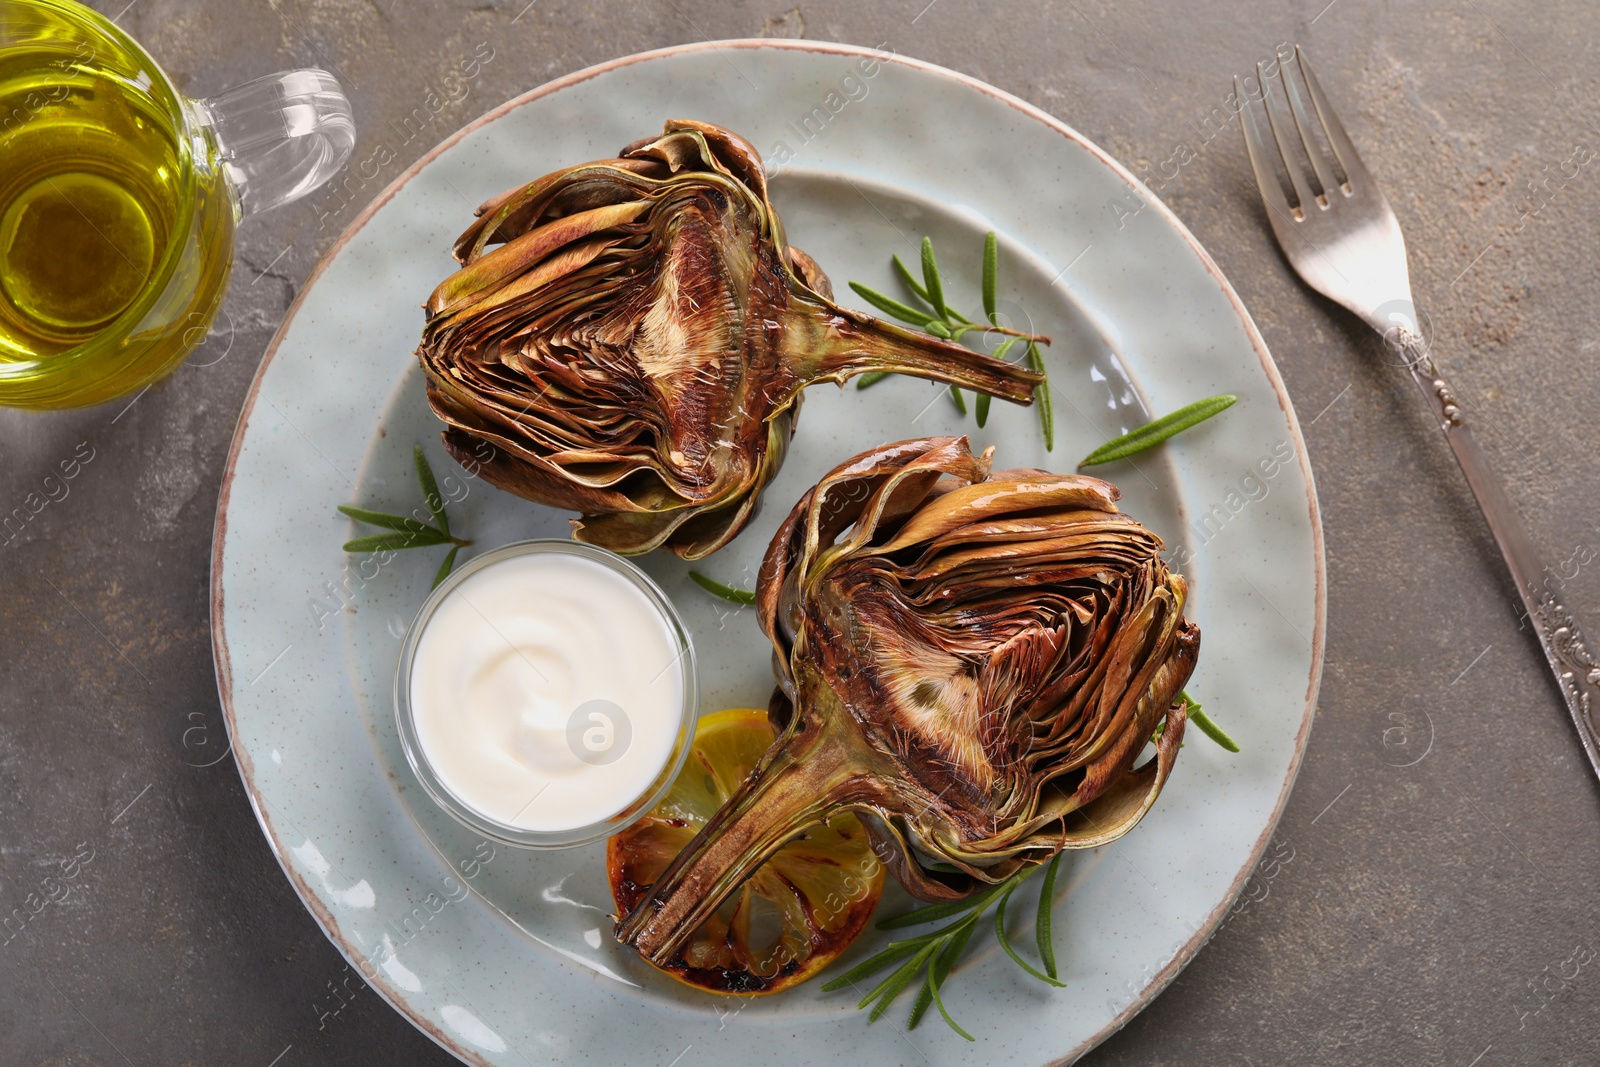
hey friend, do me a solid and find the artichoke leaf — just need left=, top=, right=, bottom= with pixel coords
left=428, top=201, right=650, bottom=317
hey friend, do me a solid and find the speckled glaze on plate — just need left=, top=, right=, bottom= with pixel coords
left=211, top=40, right=1324, bottom=1067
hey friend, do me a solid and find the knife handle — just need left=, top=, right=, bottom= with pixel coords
left=1392, top=329, right=1600, bottom=780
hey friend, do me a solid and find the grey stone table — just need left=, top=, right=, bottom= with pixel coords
left=5, top=1, right=1599, bottom=1063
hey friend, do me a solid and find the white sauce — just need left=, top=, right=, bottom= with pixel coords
left=408, top=552, right=685, bottom=833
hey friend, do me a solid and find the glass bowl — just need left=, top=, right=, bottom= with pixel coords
left=394, top=539, right=698, bottom=849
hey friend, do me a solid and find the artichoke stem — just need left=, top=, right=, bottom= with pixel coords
left=616, top=727, right=865, bottom=964
left=799, top=310, right=1044, bottom=405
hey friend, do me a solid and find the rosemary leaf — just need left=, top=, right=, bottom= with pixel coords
left=862, top=941, right=941, bottom=1016
left=414, top=445, right=449, bottom=536
left=1028, top=341, right=1054, bottom=451
left=1079, top=394, right=1238, bottom=468
left=949, top=385, right=967, bottom=414
left=1181, top=689, right=1241, bottom=752
left=906, top=972, right=935, bottom=1029
left=337, top=505, right=435, bottom=535
left=433, top=545, right=460, bottom=589
left=925, top=941, right=977, bottom=1041
left=892, top=256, right=971, bottom=324
left=879, top=914, right=992, bottom=951
left=995, top=885, right=1066, bottom=986
left=820, top=941, right=924, bottom=992
left=688, top=571, right=755, bottom=605
left=893, top=254, right=930, bottom=305
left=921, top=237, right=947, bottom=321
left=855, top=370, right=892, bottom=390
left=907, top=915, right=978, bottom=1029
left=982, top=231, right=999, bottom=324
left=878, top=878, right=1014, bottom=930
left=848, top=281, right=934, bottom=327
left=975, top=334, right=1022, bottom=429
left=343, top=530, right=447, bottom=553
left=926, top=320, right=953, bottom=339
left=1036, top=852, right=1062, bottom=979
left=991, top=336, right=1021, bottom=362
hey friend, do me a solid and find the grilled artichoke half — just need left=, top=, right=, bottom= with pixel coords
left=618, top=436, right=1200, bottom=964
left=418, top=120, right=1043, bottom=560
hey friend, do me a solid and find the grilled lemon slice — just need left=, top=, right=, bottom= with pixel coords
left=608, top=707, right=884, bottom=995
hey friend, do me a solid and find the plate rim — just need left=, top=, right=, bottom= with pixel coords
left=210, top=37, right=1327, bottom=1067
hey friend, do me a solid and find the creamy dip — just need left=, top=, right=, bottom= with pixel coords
left=408, top=549, right=686, bottom=833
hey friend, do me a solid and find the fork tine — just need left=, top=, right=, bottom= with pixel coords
left=1294, top=45, right=1372, bottom=189
left=1278, top=51, right=1343, bottom=198
left=1236, top=75, right=1294, bottom=223
left=1257, top=61, right=1317, bottom=214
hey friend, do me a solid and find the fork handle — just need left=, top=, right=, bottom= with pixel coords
left=1394, top=330, right=1600, bottom=780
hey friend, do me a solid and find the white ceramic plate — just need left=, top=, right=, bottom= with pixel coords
left=212, top=40, right=1324, bottom=1067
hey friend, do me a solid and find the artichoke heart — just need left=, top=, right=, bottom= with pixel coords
left=617, top=436, right=1199, bottom=965
left=418, top=120, right=1043, bottom=559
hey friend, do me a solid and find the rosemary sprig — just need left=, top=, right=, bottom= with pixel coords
left=687, top=570, right=756, bottom=605
left=1078, top=395, right=1237, bottom=468
left=850, top=232, right=1054, bottom=449
left=822, top=852, right=1065, bottom=1038
left=338, top=446, right=471, bottom=588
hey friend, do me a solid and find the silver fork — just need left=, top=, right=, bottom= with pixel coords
left=1239, top=46, right=1600, bottom=784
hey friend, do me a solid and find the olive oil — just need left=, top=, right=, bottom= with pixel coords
left=0, top=4, right=234, bottom=407
left=0, top=113, right=172, bottom=354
